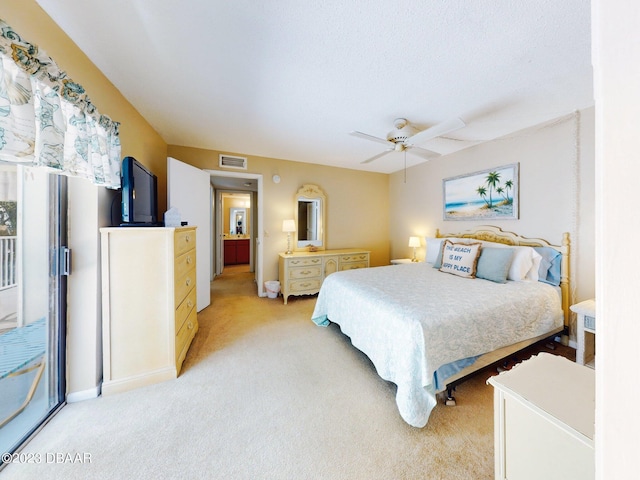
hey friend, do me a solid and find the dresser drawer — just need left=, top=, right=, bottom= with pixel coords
left=287, top=257, right=322, bottom=267
left=175, top=270, right=196, bottom=305
left=175, top=307, right=197, bottom=363
left=175, top=249, right=196, bottom=280
left=289, top=278, right=322, bottom=293
left=340, top=261, right=368, bottom=271
left=339, top=253, right=368, bottom=263
left=175, top=228, right=196, bottom=257
left=175, top=287, right=197, bottom=332
left=288, top=266, right=322, bottom=280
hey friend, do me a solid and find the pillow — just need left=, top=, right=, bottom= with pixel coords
left=438, top=240, right=482, bottom=278
left=475, top=240, right=540, bottom=281
left=432, top=237, right=469, bottom=268
left=424, top=237, right=443, bottom=264
left=525, top=250, right=543, bottom=281
left=533, top=246, right=562, bottom=286
left=475, top=247, right=516, bottom=283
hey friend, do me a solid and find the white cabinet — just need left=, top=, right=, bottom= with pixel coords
left=570, top=299, right=596, bottom=368
left=100, top=226, right=198, bottom=395
left=487, top=353, right=595, bottom=480
left=278, top=249, right=369, bottom=304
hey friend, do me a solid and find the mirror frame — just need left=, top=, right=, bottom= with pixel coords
left=294, top=184, right=326, bottom=251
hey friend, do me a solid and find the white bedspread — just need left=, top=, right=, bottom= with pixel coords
left=311, top=263, right=563, bottom=427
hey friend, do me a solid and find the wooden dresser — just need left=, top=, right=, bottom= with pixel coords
left=100, top=226, right=198, bottom=395
left=278, top=249, right=369, bottom=304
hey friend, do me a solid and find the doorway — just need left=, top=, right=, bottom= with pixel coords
left=0, top=166, right=67, bottom=463
left=207, top=171, right=263, bottom=296
left=222, top=192, right=252, bottom=274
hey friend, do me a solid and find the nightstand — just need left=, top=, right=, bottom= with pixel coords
left=570, top=299, right=596, bottom=368
left=390, top=258, right=421, bottom=265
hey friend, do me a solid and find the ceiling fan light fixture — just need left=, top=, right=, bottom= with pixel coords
left=387, top=118, right=417, bottom=144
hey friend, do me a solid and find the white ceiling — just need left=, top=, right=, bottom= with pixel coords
left=36, top=0, right=593, bottom=174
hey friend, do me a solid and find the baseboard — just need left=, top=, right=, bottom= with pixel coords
left=101, top=366, right=177, bottom=396
left=66, top=385, right=100, bottom=403
left=554, top=335, right=578, bottom=350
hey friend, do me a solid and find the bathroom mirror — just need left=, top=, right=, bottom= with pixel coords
left=229, top=207, right=246, bottom=235
left=295, top=184, right=325, bottom=250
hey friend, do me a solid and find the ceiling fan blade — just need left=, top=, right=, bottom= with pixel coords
left=350, top=131, right=394, bottom=147
left=404, top=117, right=466, bottom=146
left=360, top=148, right=394, bottom=164
left=408, top=145, right=441, bottom=159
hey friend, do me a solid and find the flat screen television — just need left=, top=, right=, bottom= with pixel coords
left=120, top=156, right=159, bottom=226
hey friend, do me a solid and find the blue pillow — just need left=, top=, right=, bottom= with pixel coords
left=533, top=246, right=562, bottom=286
left=475, top=247, right=516, bottom=283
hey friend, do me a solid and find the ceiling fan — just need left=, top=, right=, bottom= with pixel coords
left=350, top=117, right=466, bottom=164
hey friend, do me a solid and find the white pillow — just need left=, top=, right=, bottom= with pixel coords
left=424, top=237, right=443, bottom=264
left=525, top=249, right=543, bottom=281
left=438, top=240, right=482, bottom=278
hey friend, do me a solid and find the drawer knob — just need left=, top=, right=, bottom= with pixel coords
left=185, top=235, right=191, bottom=242
left=186, top=255, right=192, bottom=264
left=187, top=300, right=193, bottom=309
left=185, top=278, right=192, bottom=286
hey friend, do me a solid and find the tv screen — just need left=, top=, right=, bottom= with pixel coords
left=121, top=156, right=159, bottom=225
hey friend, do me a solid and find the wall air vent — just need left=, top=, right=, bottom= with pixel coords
left=219, top=154, right=247, bottom=170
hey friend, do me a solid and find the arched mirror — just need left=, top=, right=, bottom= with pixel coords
left=295, top=184, right=325, bottom=251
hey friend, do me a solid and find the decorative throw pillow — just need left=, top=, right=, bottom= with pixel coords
left=432, top=237, right=468, bottom=268
left=476, top=247, right=516, bottom=283
left=438, top=240, right=482, bottom=278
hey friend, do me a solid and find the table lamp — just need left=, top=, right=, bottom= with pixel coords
left=282, top=219, right=296, bottom=254
left=409, top=236, right=420, bottom=262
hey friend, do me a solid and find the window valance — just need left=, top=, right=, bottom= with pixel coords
left=0, top=18, right=121, bottom=188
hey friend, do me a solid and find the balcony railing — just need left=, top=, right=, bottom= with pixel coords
left=0, top=236, right=17, bottom=291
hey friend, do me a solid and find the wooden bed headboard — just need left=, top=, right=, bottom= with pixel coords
left=435, top=225, right=571, bottom=329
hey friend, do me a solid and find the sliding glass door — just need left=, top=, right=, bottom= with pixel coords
left=0, top=165, right=66, bottom=461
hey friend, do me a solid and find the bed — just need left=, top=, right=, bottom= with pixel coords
left=311, top=226, right=570, bottom=427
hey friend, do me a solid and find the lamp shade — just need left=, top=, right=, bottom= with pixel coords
left=408, top=236, right=421, bottom=248
left=282, top=219, right=296, bottom=233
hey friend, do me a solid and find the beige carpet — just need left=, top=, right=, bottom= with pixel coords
left=3, top=266, right=567, bottom=479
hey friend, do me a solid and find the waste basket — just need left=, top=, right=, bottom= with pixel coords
left=265, top=280, right=280, bottom=299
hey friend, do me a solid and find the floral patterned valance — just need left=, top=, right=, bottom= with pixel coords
left=0, top=18, right=121, bottom=188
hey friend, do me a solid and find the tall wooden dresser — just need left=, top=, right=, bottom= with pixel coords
left=278, top=249, right=369, bottom=304
left=100, top=226, right=198, bottom=395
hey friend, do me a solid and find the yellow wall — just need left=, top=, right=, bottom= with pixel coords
left=168, top=146, right=391, bottom=282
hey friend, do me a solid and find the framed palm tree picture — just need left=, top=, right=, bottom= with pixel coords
left=443, top=163, right=519, bottom=221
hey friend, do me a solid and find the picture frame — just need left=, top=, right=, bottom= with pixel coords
left=443, top=163, right=519, bottom=221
